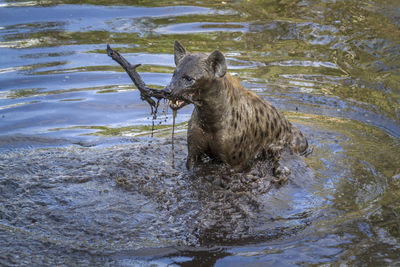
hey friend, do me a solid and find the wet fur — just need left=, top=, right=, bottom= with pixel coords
left=165, top=41, right=309, bottom=181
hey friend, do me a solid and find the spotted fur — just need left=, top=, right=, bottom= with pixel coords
left=165, top=41, right=309, bottom=182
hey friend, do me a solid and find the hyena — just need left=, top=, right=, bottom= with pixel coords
left=165, top=41, right=309, bottom=183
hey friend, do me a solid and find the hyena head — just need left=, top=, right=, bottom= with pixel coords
left=164, top=41, right=227, bottom=109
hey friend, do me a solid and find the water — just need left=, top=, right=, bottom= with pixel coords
left=1, top=0, right=400, bottom=266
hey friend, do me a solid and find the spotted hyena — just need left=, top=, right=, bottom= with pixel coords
left=165, top=41, right=310, bottom=183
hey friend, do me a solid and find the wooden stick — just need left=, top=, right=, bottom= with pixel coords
left=106, top=44, right=172, bottom=110
left=107, top=44, right=182, bottom=144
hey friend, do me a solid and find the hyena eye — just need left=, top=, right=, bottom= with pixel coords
left=184, top=76, right=194, bottom=82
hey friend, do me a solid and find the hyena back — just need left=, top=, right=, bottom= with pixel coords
left=165, top=41, right=309, bottom=182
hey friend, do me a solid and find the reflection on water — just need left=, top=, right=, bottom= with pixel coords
left=0, top=0, right=399, bottom=265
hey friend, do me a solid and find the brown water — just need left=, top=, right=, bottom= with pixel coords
left=0, top=0, right=399, bottom=266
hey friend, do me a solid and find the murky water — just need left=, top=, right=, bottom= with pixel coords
left=1, top=0, right=399, bottom=266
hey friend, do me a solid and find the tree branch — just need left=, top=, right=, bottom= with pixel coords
left=106, top=44, right=171, bottom=110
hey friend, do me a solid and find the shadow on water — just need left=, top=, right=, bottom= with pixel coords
left=0, top=0, right=400, bottom=266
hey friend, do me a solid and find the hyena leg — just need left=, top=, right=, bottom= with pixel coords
left=268, top=144, right=291, bottom=184
left=186, top=142, right=206, bottom=169
left=186, top=119, right=209, bottom=169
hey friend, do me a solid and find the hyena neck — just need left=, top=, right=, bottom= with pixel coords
left=195, top=73, right=237, bottom=131
left=195, top=77, right=231, bottom=131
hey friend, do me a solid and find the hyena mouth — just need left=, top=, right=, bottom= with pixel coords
left=169, top=99, right=187, bottom=110
left=169, top=93, right=199, bottom=110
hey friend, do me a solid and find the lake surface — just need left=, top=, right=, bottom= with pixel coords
left=1, top=0, right=400, bottom=266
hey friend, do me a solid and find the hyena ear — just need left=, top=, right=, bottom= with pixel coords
left=207, top=50, right=227, bottom=78
left=174, top=40, right=187, bottom=66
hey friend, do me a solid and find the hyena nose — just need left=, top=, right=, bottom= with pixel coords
left=163, top=84, right=172, bottom=94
